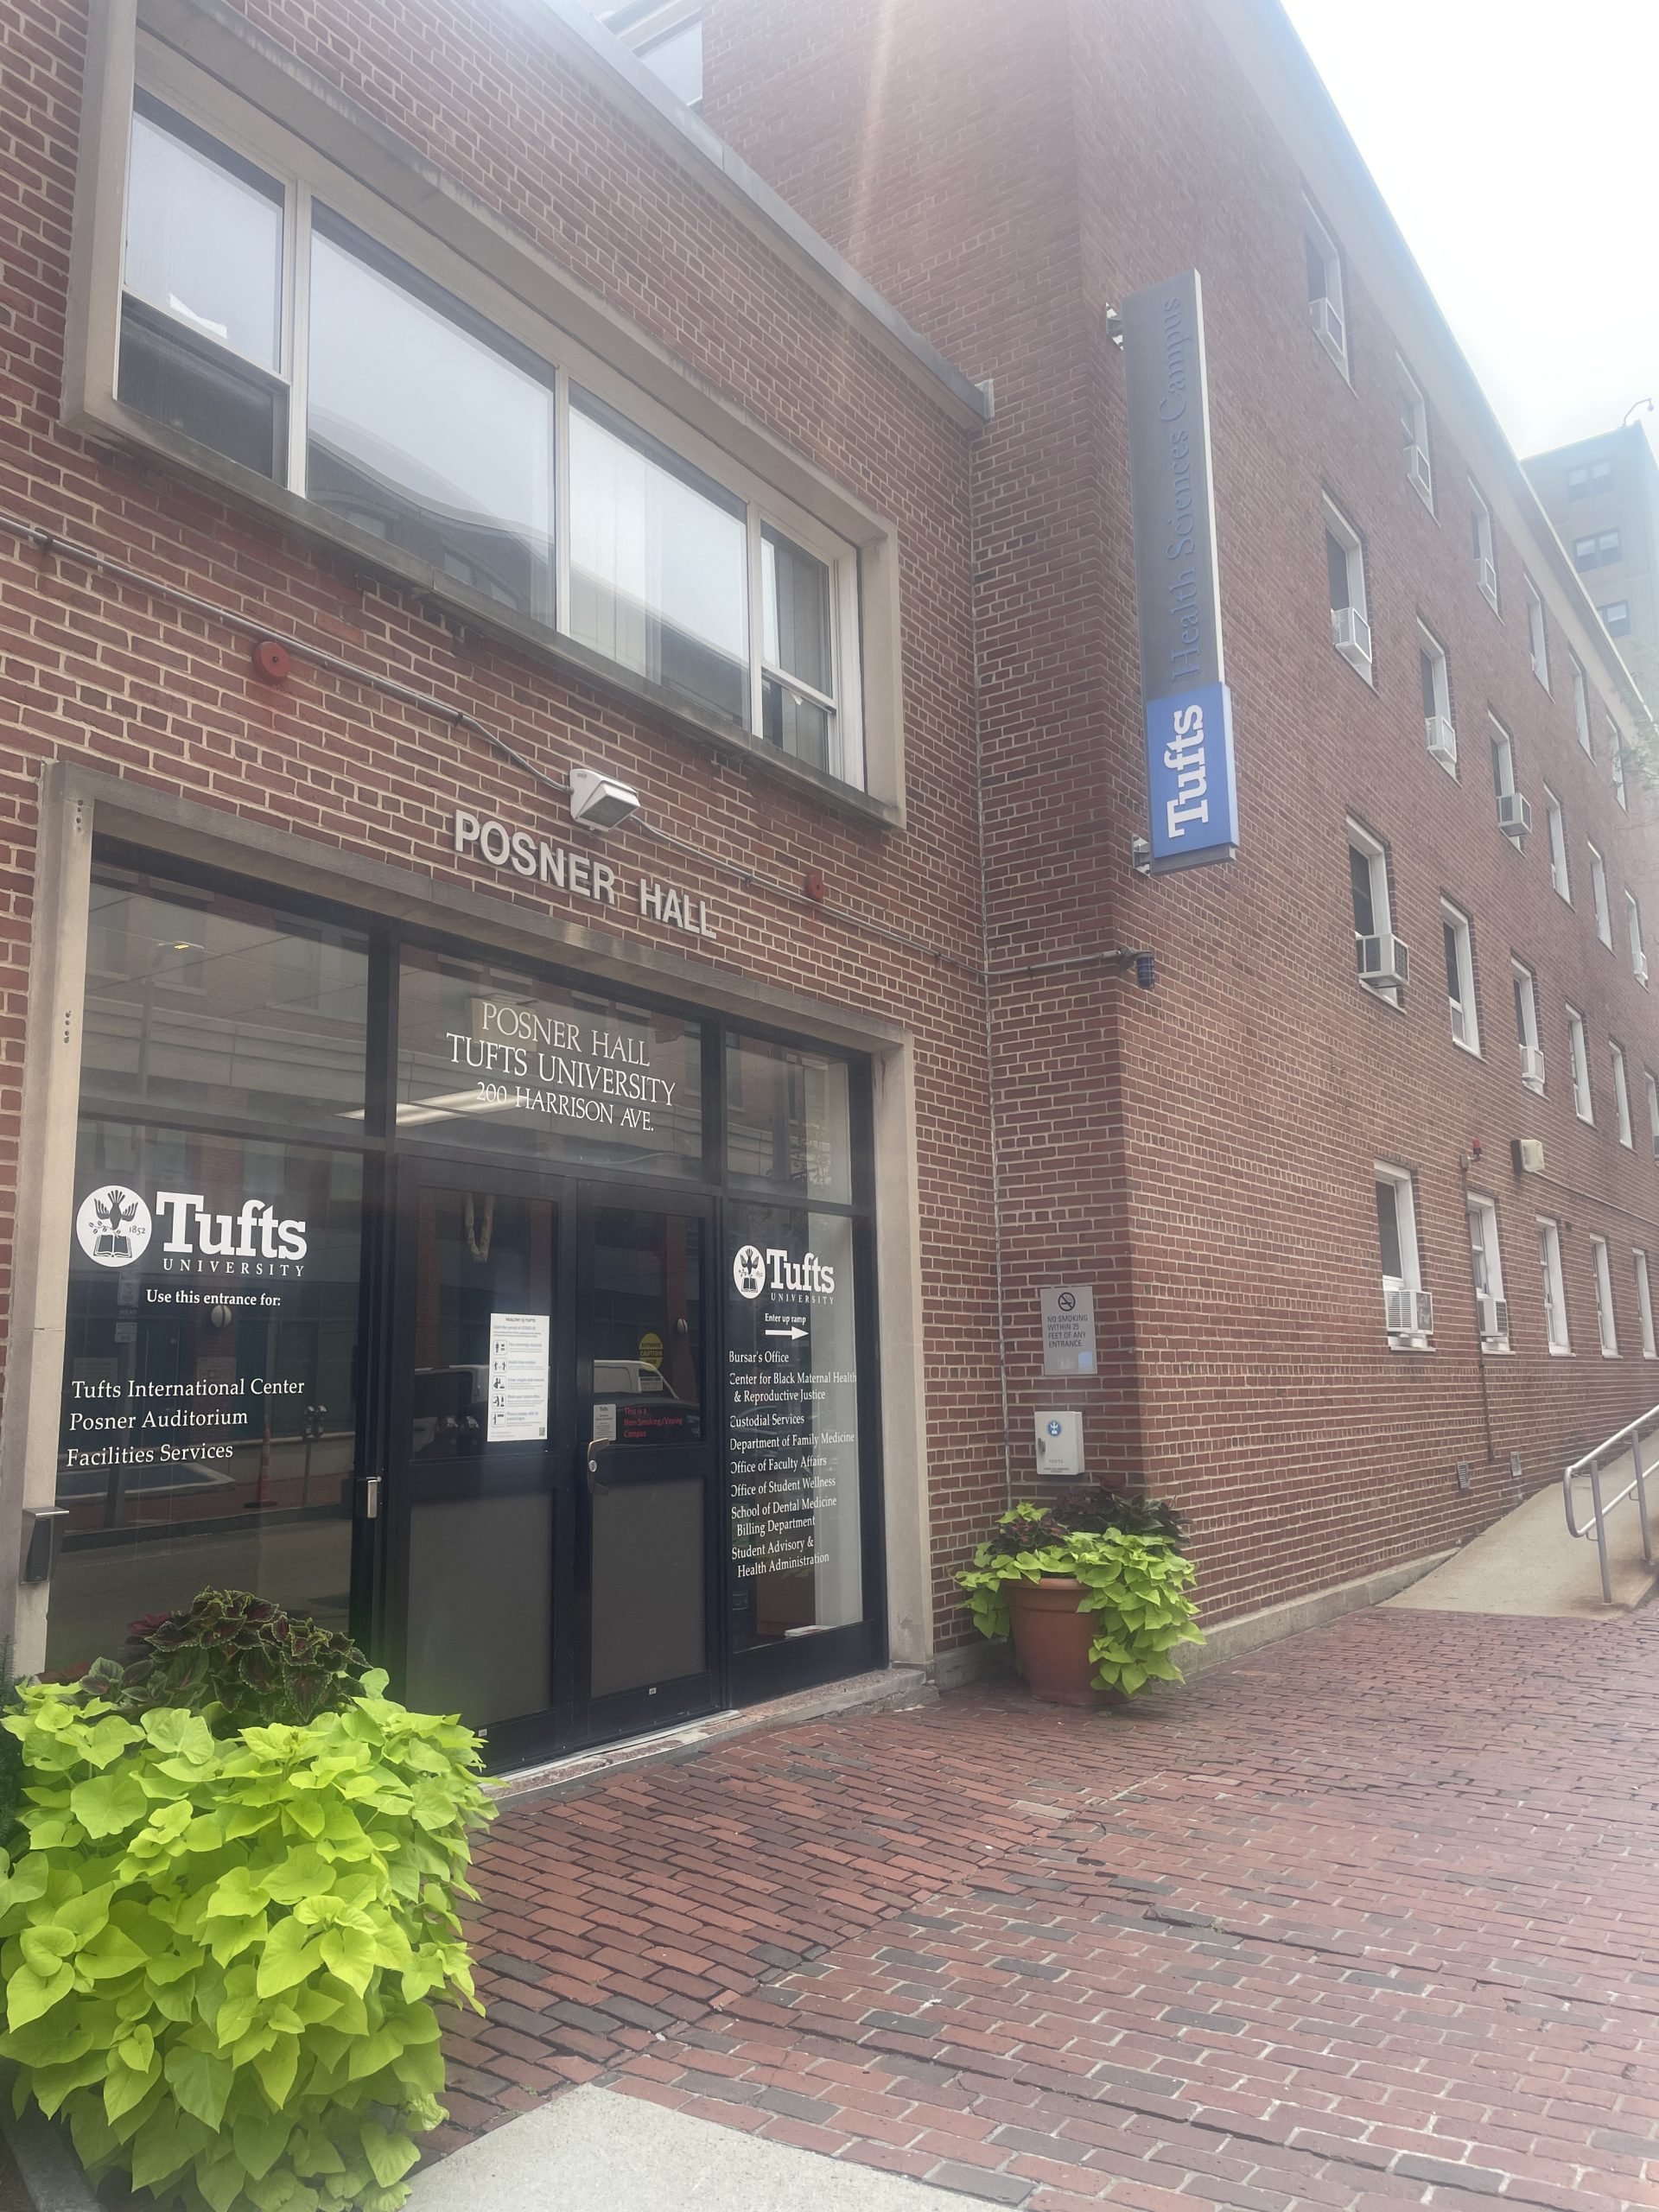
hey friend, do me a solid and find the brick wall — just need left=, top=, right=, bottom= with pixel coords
left=0, top=0, right=1007, bottom=1646
left=705, top=0, right=1659, bottom=1629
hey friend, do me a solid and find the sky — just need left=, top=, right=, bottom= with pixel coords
left=1280, top=0, right=1659, bottom=467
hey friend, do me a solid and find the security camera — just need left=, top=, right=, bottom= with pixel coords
left=569, top=766, right=641, bottom=831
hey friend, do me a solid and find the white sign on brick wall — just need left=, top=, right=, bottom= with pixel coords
left=1039, top=1284, right=1096, bottom=1376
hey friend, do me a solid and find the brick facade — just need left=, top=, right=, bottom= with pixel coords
left=0, top=0, right=1652, bottom=1694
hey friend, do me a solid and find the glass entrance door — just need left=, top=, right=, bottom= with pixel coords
left=388, top=1160, right=715, bottom=1769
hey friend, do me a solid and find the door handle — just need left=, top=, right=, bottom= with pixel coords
left=360, top=1475, right=382, bottom=1520
left=585, top=1439, right=611, bottom=1491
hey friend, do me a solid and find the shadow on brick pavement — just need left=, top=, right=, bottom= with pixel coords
left=437, top=1607, right=1659, bottom=2211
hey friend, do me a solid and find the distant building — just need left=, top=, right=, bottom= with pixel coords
left=1526, top=424, right=1659, bottom=724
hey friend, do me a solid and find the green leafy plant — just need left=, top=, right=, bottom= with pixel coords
left=0, top=1669, right=492, bottom=2212
left=79, top=1588, right=367, bottom=1733
left=958, top=1498, right=1203, bottom=1695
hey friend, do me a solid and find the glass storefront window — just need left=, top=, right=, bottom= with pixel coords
left=81, top=865, right=369, bottom=1130
left=726, top=1034, right=851, bottom=1202
left=397, top=948, right=702, bottom=1175
left=725, top=1205, right=861, bottom=1651
left=49, top=1121, right=361, bottom=1675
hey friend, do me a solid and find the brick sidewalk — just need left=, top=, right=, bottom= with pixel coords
left=439, top=1608, right=1659, bottom=2209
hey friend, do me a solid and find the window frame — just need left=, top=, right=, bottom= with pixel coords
left=1346, top=818, right=1402, bottom=1004
left=1570, top=658, right=1592, bottom=754
left=1611, top=1041, right=1635, bottom=1148
left=1325, top=499, right=1371, bottom=680
left=1600, top=600, right=1632, bottom=638
left=1375, top=1163, right=1430, bottom=1347
left=1611, top=723, right=1629, bottom=811
left=1419, top=623, right=1455, bottom=772
left=1647, top=1068, right=1659, bottom=1163
left=1538, top=1216, right=1570, bottom=1354
left=1512, top=958, right=1543, bottom=1093
left=1522, top=575, right=1549, bottom=689
left=1397, top=356, right=1433, bottom=509
left=65, top=31, right=901, bottom=819
left=1589, top=842, right=1612, bottom=947
left=1440, top=899, right=1480, bottom=1056
left=1542, top=787, right=1570, bottom=903
left=1627, top=890, right=1648, bottom=984
left=1469, top=482, right=1499, bottom=609
left=1466, top=1194, right=1509, bottom=1352
left=1567, top=1003, right=1594, bottom=1123
left=1637, top=1249, right=1657, bottom=1359
left=1592, top=1235, right=1618, bottom=1357
left=1303, top=196, right=1350, bottom=377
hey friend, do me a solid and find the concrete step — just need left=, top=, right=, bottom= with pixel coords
left=1386, top=1481, right=1659, bottom=1619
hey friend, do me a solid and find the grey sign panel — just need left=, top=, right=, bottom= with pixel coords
left=1039, top=1284, right=1096, bottom=1376
left=1121, top=270, right=1224, bottom=699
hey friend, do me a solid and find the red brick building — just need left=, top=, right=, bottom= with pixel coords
left=0, top=0, right=1649, bottom=1766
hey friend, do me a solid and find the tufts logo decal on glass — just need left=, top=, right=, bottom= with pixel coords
left=75, top=1185, right=153, bottom=1268
left=733, top=1244, right=767, bottom=1300
left=732, top=1243, right=837, bottom=1300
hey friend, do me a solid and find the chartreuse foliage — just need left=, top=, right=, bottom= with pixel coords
left=957, top=1501, right=1203, bottom=1695
left=0, top=1671, right=492, bottom=2212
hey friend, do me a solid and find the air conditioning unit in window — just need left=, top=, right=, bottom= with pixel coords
left=1519, top=1044, right=1546, bottom=1092
left=1308, top=294, right=1344, bottom=356
left=1425, top=715, right=1458, bottom=768
left=1637, top=950, right=1650, bottom=987
left=1331, top=605, right=1372, bottom=672
left=1406, top=444, right=1433, bottom=499
left=1450, top=1000, right=1471, bottom=1046
left=1497, top=791, right=1533, bottom=840
left=1477, top=556, right=1498, bottom=602
left=1478, top=1294, right=1510, bottom=1346
left=1386, top=1287, right=1433, bottom=1336
left=1356, top=932, right=1409, bottom=988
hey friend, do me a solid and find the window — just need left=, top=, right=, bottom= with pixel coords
left=1376, top=1166, right=1430, bottom=1343
left=1567, top=1004, right=1593, bottom=1122
left=1513, top=961, right=1543, bottom=1092
left=1325, top=501, right=1370, bottom=677
left=1601, top=601, right=1632, bottom=638
left=1470, top=484, right=1498, bottom=607
left=1420, top=626, right=1455, bottom=770
left=1647, top=1069, right=1659, bottom=1162
left=1571, top=658, right=1592, bottom=753
left=1347, top=820, right=1401, bottom=998
left=105, top=82, right=871, bottom=792
left=1568, top=458, right=1612, bottom=499
left=1592, top=1236, right=1618, bottom=1357
left=613, top=3, right=704, bottom=106
left=1490, top=716, right=1528, bottom=840
left=1304, top=199, right=1349, bottom=374
left=119, top=94, right=287, bottom=477
left=1543, top=788, right=1570, bottom=902
left=1398, top=358, right=1432, bottom=506
left=1637, top=1251, right=1657, bottom=1359
left=1573, top=530, right=1622, bottom=570
left=1590, top=842, right=1612, bottom=945
left=1611, top=1042, right=1634, bottom=1147
left=1611, top=724, right=1628, bottom=810
left=1442, top=901, right=1479, bottom=1052
left=1627, top=891, right=1648, bottom=983
left=1538, top=1217, right=1570, bottom=1352
left=1467, top=1196, right=1509, bottom=1350
left=1523, top=575, right=1549, bottom=688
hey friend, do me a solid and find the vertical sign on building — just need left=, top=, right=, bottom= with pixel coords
left=1122, top=270, right=1238, bottom=873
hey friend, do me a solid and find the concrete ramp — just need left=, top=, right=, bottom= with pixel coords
left=1387, top=1481, right=1659, bottom=1618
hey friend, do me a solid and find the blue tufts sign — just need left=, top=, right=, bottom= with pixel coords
left=1122, top=270, right=1238, bottom=873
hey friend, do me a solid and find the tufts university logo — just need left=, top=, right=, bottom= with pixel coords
left=76, top=1185, right=153, bottom=1268
left=732, top=1244, right=767, bottom=1300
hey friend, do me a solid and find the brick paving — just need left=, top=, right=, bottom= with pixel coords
left=439, top=1608, right=1659, bottom=2208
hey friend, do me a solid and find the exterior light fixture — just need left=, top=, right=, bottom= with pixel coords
left=569, top=767, right=641, bottom=831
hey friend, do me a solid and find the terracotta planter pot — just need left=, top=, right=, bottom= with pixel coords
left=1006, top=1576, right=1099, bottom=1706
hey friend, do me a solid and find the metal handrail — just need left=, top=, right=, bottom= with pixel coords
left=1562, top=1401, right=1659, bottom=1603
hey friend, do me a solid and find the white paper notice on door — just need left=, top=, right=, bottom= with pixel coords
left=486, top=1312, right=550, bottom=1442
